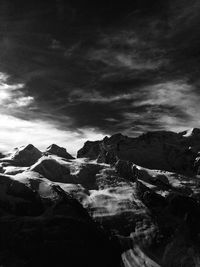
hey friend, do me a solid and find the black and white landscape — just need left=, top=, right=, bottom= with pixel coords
left=0, top=0, right=200, bottom=266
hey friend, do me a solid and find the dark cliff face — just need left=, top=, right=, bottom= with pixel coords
left=77, top=140, right=101, bottom=159
left=45, top=144, right=74, bottom=159
left=77, top=129, right=200, bottom=175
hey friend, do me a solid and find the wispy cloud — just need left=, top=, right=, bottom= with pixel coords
left=87, top=29, right=167, bottom=73
left=125, top=80, right=200, bottom=133
left=0, top=72, right=34, bottom=111
left=88, top=46, right=163, bottom=71
left=133, top=81, right=194, bottom=107
left=68, top=89, right=134, bottom=103
left=7, top=96, right=34, bottom=108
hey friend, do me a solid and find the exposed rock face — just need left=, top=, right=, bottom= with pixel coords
left=9, top=144, right=42, bottom=166
left=115, top=159, right=137, bottom=181
left=77, top=129, right=200, bottom=175
left=76, top=136, right=200, bottom=266
left=73, top=163, right=103, bottom=189
left=30, top=157, right=73, bottom=183
left=45, top=144, right=74, bottom=159
left=77, top=140, right=101, bottom=159
left=29, top=157, right=103, bottom=189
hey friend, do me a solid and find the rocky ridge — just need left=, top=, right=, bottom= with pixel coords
left=0, top=130, right=200, bottom=266
left=77, top=128, right=200, bottom=175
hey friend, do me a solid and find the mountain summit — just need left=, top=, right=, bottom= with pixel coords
left=0, top=130, right=200, bottom=266
left=78, top=129, right=200, bottom=175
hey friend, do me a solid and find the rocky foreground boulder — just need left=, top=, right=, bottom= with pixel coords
left=77, top=128, right=200, bottom=175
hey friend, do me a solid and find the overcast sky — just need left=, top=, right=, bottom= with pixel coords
left=0, top=0, right=200, bottom=154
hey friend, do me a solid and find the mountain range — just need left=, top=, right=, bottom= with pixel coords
left=0, top=129, right=200, bottom=266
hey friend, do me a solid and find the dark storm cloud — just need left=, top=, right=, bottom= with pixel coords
left=0, top=0, right=200, bottom=151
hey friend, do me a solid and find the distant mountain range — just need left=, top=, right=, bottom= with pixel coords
left=0, top=128, right=200, bottom=266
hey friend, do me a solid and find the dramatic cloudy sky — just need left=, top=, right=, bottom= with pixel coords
left=0, top=0, right=200, bottom=154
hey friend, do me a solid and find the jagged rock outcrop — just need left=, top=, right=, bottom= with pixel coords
left=115, top=160, right=171, bottom=187
left=73, top=163, right=102, bottom=189
left=9, top=144, right=42, bottom=167
left=45, top=144, right=74, bottom=159
left=77, top=140, right=101, bottom=159
left=87, top=165, right=154, bottom=238
left=115, top=159, right=137, bottom=181
left=77, top=129, right=200, bottom=175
